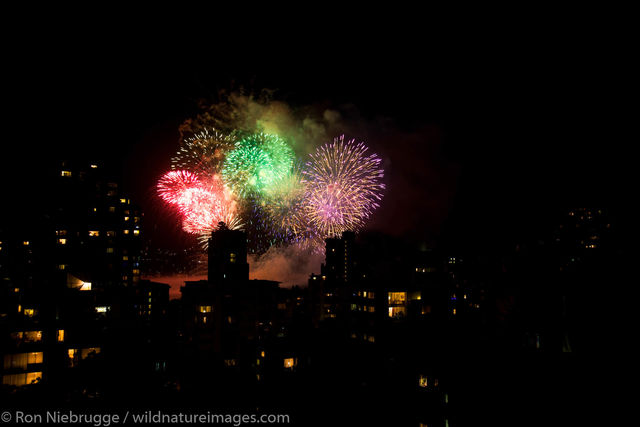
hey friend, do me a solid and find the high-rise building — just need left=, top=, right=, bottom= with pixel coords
left=0, top=160, right=145, bottom=388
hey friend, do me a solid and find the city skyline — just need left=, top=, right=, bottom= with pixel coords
left=1, top=37, right=630, bottom=426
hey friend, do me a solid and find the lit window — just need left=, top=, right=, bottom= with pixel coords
left=419, top=375, right=428, bottom=388
left=88, top=230, right=100, bottom=237
left=132, top=269, right=140, bottom=275
left=120, top=198, right=127, bottom=204
left=79, top=282, right=91, bottom=291
left=56, top=230, right=67, bottom=236
left=106, top=231, right=116, bottom=237
left=109, top=206, right=116, bottom=213
left=57, top=238, right=67, bottom=245
left=57, top=330, right=65, bottom=342
left=134, top=217, right=140, bottom=223
left=367, top=306, right=375, bottom=313
left=230, top=253, right=236, bottom=263
left=23, top=241, right=30, bottom=246
left=388, top=306, right=406, bottom=318
left=23, top=308, right=35, bottom=317
left=133, top=229, right=140, bottom=236
left=224, top=359, right=237, bottom=367
left=80, top=348, right=101, bottom=359
left=452, top=308, right=457, bottom=315
left=283, top=357, right=297, bottom=369
left=123, top=230, right=130, bottom=235
left=124, top=216, right=130, bottom=221
left=95, top=306, right=109, bottom=313
left=27, top=352, right=43, bottom=364
left=106, top=247, right=114, bottom=254
left=260, top=351, right=265, bottom=358
left=14, top=287, right=19, bottom=293
left=198, top=305, right=213, bottom=313
left=90, top=164, right=98, bottom=169
left=388, top=292, right=407, bottom=305
left=61, top=170, right=72, bottom=177
left=122, top=256, right=129, bottom=261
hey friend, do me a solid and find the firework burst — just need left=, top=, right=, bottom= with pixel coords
left=222, top=132, right=295, bottom=198
left=302, top=135, right=385, bottom=239
left=157, top=171, right=241, bottom=247
left=263, top=163, right=308, bottom=240
left=171, top=128, right=235, bottom=176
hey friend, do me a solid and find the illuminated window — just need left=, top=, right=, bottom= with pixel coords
left=122, top=255, right=129, bottom=261
left=108, top=206, right=116, bottom=213
left=409, top=291, right=422, bottom=301
left=88, top=230, right=100, bottom=237
left=57, top=330, right=65, bottom=342
left=56, top=230, right=67, bottom=236
left=2, top=372, right=42, bottom=386
left=224, top=359, right=237, bottom=367
left=80, top=348, right=101, bottom=359
left=388, top=292, right=407, bottom=305
left=106, top=247, right=114, bottom=254
left=90, top=164, right=98, bottom=169
left=452, top=308, right=457, bottom=315
left=61, top=170, right=72, bottom=177
left=57, top=238, right=67, bottom=245
left=14, top=287, right=19, bottom=293
left=27, top=352, right=43, bottom=364
left=120, top=198, right=127, bottom=203
left=133, top=229, right=140, bottom=236
left=260, top=351, right=265, bottom=358
left=23, top=241, right=30, bottom=246
left=95, top=306, right=109, bottom=313
left=367, top=306, right=375, bottom=313
left=230, top=253, right=236, bottom=263
left=134, top=216, right=140, bottom=223
left=124, top=216, right=130, bottom=221
left=198, top=305, right=213, bottom=313
left=388, top=306, right=406, bottom=318
left=10, top=331, right=42, bottom=343
left=79, top=282, right=91, bottom=291
left=368, top=292, right=375, bottom=299
left=419, top=375, right=428, bottom=388
left=23, top=308, right=35, bottom=317
left=283, top=357, right=297, bottom=369
left=123, top=230, right=130, bottom=235
left=106, top=231, right=116, bottom=237
left=367, top=335, right=375, bottom=343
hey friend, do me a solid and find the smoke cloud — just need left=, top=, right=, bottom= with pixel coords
left=248, top=245, right=325, bottom=288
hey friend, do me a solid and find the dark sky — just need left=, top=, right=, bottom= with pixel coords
left=2, top=35, right=631, bottom=252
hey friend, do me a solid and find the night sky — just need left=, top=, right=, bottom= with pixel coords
left=3, top=36, right=630, bottom=254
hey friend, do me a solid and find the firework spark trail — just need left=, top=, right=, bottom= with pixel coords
left=302, top=135, right=385, bottom=239
left=263, top=163, right=308, bottom=240
left=157, top=170, right=201, bottom=205
left=157, top=171, right=241, bottom=247
left=222, top=132, right=295, bottom=199
left=171, top=128, right=236, bottom=176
